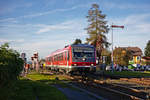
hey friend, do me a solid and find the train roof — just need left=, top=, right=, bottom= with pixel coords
left=46, top=45, right=71, bottom=58
left=71, top=44, right=94, bottom=48
left=46, top=44, right=94, bottom=58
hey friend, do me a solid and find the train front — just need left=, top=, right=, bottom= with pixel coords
left=71, top=44, right=96, bottom=73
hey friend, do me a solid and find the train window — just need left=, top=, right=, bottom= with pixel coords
left=65, top=52, right=67, bottom=60
left=61, top=53, right=62, bottom=61
left=54, top=55, right=58, bottom=61
left=54, top=56, right=56, bottom=61
left=58, top=54, right=60, bottom=61
left=59, top=55, right=60, bottom=61
left=59, top=54, right=61, bottom=61
left=59, top=54, right=60, bottom=61
left=51, top=57, right=52, bottom=62
left=57, top=55, right=58, bottom=61
left=64, top=52, right=66, bottom=60
left=67, top=51, right=70, bottom=60
left=50, top=57, right=51, bottom=61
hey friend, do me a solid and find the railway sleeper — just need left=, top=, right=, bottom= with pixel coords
left=91, top=80, right=148, bottom=100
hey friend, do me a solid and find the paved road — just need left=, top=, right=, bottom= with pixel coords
left=54, top=84, right=107, bottom=100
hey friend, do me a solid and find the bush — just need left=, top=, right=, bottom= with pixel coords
left=0, top=43, right=24, bottom=87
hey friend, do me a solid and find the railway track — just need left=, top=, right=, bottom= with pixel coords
left=40, top=71, right=150, bottom=100
left=68, top=74, right=149, bottom=100
left=120, top=78, right=150, bottom=86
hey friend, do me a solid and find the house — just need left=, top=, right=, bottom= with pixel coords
left=141, top=56, right=150, bottom=65
left=126, top=47, right=142, bottom=65
left=113, top=47, right=142, bottom=66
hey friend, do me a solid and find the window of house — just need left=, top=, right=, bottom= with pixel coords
left=137, top=56, right=140, bottom=60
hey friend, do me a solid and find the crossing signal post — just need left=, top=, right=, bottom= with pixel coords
left=31, top=52, right=39, bottom=72
left=111, top=24, right=124, bottom=72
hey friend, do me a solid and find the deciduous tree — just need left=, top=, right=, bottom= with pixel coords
left=0, top=43, right=23, bottom=87
left=73, top=38, right=82, bottom=45
left=101, top=48, right=111, bottom=65
left=113, top=47, right=132, bottom=66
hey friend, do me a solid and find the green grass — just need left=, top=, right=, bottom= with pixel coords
left=26, top=72, right=69, bottom=85
left=26, top=72, right=69, bottom=100
left=31, top=81, right=67, bottom=100
left=0, top=72, right=68, bottom=100
left=144, top=71, right=150, bottom=74
left=104, top=71, right=150, bottom=77
left=0, top=78, right=36, bottom=100
left=26, top=72, right=67, bottom=81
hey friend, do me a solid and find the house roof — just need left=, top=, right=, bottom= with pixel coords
left=116, top=47, right=142, bottom=56
left=142, top=56, right=150, bottom=60
left=126, top=47, right=142, bottom=56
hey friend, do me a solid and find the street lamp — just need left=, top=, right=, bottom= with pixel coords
left=111, top=24, right=124, bottom=71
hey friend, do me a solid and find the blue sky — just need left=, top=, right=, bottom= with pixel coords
left=0, top=0, right=150, bottom=59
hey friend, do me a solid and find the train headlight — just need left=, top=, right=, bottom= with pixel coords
left=83, top=58, right=86, bottom=61
left=91, top=64, right=94, bottom=66
left=74, top=64, right=77, bottom=66
left=72, top=64, right=77, bottom=66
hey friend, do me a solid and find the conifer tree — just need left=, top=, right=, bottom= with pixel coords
left=145, top=40, right=150, bottom=57
left=86, top=4, right=109, bottom=58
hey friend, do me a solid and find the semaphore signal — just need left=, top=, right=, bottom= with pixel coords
left=111, top=24, right=124, bottom=72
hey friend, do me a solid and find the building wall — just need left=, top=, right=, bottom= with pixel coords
left=133, top=56, right=141, bottom=64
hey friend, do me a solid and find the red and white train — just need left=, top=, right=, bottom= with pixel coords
left=45, top=44, right=96, bottom=74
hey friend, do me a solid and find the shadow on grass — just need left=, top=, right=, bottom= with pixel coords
left=0, top=77, right=67, bottom=100
left=98, top=71, right=150, bottom=78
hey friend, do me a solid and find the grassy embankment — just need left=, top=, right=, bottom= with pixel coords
left=103, top=71, right=150, bottom=78
left=0, top=72, right=68, bottom=100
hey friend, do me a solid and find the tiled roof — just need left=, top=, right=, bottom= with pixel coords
left=116, top=47, right=142, bottom=56
left=126, top=47, right=142, bottom=56
left=142, top=56, right=150, bottom=60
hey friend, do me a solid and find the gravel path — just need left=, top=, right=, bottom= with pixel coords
left=54, top=84, right=107, bottom=100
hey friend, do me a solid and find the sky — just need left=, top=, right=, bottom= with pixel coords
left=0, top=0, right=150, bottom=60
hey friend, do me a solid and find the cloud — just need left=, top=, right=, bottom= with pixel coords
left=102, top=1, right=150, bottom=10
left=0, top=18, right=88, bottom=59
left=0, top=3, right=90, bottom=23
left=0, top=18, right=16, bottom=23
left=36, top=19, right=86, bottom=34
left=36, top=24, right=71, bottom=34
left=107, top=13, right=150, bottom=52
left=0, top=2, right=32, bottom=15
left=0, top=19, right=87, bottom=43
left=23, top=3, right=91, bottom=19
left=111, top=13, right=150, bottom=35
left=13, top=39, right=73, bottom=59
left=0, top=39, right=24, bottom=43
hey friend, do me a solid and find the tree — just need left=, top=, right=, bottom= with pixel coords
left=72, top=38, right=82, bottom=45
left=113, top=47, right=132, bottom=66
left=101, top=48, right=111, bottom=65
left=144, top=40, right=150, bottom=57
left=0, top=43, right=23, bottom=87
left=86, top=4, right=109, bottom=59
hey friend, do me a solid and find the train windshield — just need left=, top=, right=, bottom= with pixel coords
left=73, top=52, right=94, bottom=58
left=72, top=46, right=95, bottom=58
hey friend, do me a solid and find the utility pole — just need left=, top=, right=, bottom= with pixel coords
left=111, top=24, right=124, bottom=71
left=111, top=23, right=114, bottom=71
